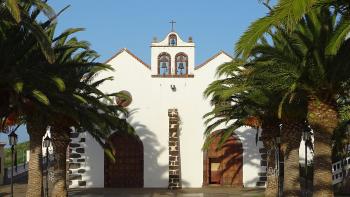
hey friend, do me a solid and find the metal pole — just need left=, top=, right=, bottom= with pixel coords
left=276, top=125, right=282, bottom=197
left=278, top=143, right=282, bottom=197
left=305, top=134, right=308, bottom=197
left=46, top=146, right=49, bottom=197
left=11, top=145, right=14, bottom=197
left=276, top=143, right=279, bottom=196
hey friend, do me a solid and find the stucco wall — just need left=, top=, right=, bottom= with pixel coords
left=83, top=33, right=265, bottom=188
left=235, top=127, right=265, bottom=187
left=84, top=132, right=104, bottom=188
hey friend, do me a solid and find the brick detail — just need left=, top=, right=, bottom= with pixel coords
left=168, top=109, right=182, bottom=189
left=68, top=131, right=87, bottom=188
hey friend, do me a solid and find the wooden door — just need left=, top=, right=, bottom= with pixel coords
left=104, top=133, right=143, bottom=188
left=204, top=133, right=243, bottom=187
left=209, top=158, right=221, bottom=184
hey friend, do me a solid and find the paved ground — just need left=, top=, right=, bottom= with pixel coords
left=0, top=182, right=27, bottom=197
left=2, top=185, right=350, bottom=197
left=0, top=173, right=265, bottom=197
left=69, top=188, right=265, bottom=197
left=0, top=184, right=264, bottom=197
left=0, top=174, right=28, bottom=197
left=2, top=183, right=350, bottom=197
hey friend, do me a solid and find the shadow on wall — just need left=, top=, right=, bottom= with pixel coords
left=104, top=132, right=144, bottom=188
left=203, top=129, right=265, bottom=188
left=76, top=132, right=103, bottom=188
left=203, top=133, right=243, bottom=186
left=177, top=116, right=190, bottom=188
left=130, top=118, right=190, bottom=188
left=237, top=127, right=267, bottom=187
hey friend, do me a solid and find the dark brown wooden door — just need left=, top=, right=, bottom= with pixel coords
left=104, top=133, right=143, bottom=188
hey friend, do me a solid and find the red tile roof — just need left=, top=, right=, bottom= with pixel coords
left=195, top=51, right=233, bottom=70
left=104, top=48, right=151, bottom=69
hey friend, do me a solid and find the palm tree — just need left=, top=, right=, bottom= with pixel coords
left=236, top=0, right=350, bottom=59
left=261, top=117, right=280, bottom=197
left=0, top=3, right=62, bottom=196
left=2, top=0, right=54, bottom=23
left=280, top=106, right=307, bottom=196
left=40, top=22, right=135, bottom=196
left=246, top=8, right=350, bottom=196
left=0, top=2, right=130, bottom=196
left=249, top=27, right=314, bottom=196
left=0, top=0, right=56, bottom=63
left=203, top=60, right=283, bottom=196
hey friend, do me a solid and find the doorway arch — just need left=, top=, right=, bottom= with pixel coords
left=203, top=132, right=243, bottom=187
left=104, top=132, right=144, bottom=188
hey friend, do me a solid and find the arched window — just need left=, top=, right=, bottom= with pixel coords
left=175, top=53, right=188, bottom=75
left=158, top=52, right=171, bottom=75
left=169, top=34, right=177, bottom=46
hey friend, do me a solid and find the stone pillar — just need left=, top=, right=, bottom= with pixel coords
left=168, top=109, right=182, bottom=189
left=68, top=131, right=87, bottom=188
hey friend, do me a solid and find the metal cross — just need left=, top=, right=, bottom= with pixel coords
left=169, top=20, right=176, bottom=31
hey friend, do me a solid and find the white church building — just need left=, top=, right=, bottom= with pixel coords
left=66, top=30, right=269, bottom=189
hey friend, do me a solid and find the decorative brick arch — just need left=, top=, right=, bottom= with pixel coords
left=175, top=52, right=188, bottom=76
left=169, top=34, right=177, bottom=46
left=158, top=52, right=171, bottom=75
left=104, top=132, right=144, bottom=188
left=203, top=132, right=243, bottom=187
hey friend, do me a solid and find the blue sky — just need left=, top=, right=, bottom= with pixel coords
left=0, top=0, right=275, bottom=144
left=48, top=0, right=275, bottom=64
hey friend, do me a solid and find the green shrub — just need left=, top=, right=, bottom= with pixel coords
left=4, top=141, right=29, bottom=168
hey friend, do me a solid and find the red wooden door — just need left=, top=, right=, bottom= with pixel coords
left=204, top=133, right=243, bottom=187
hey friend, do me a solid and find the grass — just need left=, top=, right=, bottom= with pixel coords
left=4, top=141, right=29, bottom=168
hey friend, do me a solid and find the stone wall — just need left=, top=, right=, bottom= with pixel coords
left=168, top=109, right=182, bottom=189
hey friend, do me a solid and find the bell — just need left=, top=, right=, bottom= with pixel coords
left=161, top=63, right=167, bottom=69
left=170, top=39, right=176, bottom=46
left=178, top=63, right=184, bottom=70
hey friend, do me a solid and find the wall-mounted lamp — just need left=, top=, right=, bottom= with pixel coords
left=170, top=85, right=176, bottom=92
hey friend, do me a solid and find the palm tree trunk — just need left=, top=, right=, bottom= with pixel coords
left=261, top=118, right=279, bottom=197
left=26, top=116, right=47, bottom=197
left=265, top=152, right=279, bottom=197
left=307, top=96, right=338, bottom=197
left=51, top=125, right=70, bottom=197
left=281, top=120, right=303, bottom=197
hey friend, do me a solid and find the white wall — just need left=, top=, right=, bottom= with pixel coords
left=84, top=132, right=104, bottom=188
left=299, top=134, right=314, bottom=166
left=86, top=32, right=265, bottom=188
left=42, top=130, right=53, bottom=156
left=235, top=127, right=265, bottom=187
left=151, top=46, right=195, bottom=75
left=151, top=33, right=195, bottom=76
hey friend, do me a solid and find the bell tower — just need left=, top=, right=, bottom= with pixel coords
left=151, top=29, right=195, bottom=77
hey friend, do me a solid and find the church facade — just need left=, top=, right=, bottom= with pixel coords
left=67, top=31, right=267, bottom=189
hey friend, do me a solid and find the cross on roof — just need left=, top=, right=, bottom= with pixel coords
left=169, top=20, right=176, bottom=32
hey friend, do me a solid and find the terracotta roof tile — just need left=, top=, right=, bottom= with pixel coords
left=195, top=51, right=233, bottom=70
left=104, top=48, right=151, bottom=69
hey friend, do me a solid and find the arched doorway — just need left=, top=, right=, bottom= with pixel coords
left=203, top=132, right=243, bottom=187
left=104, top=132, right=144, bottom=188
